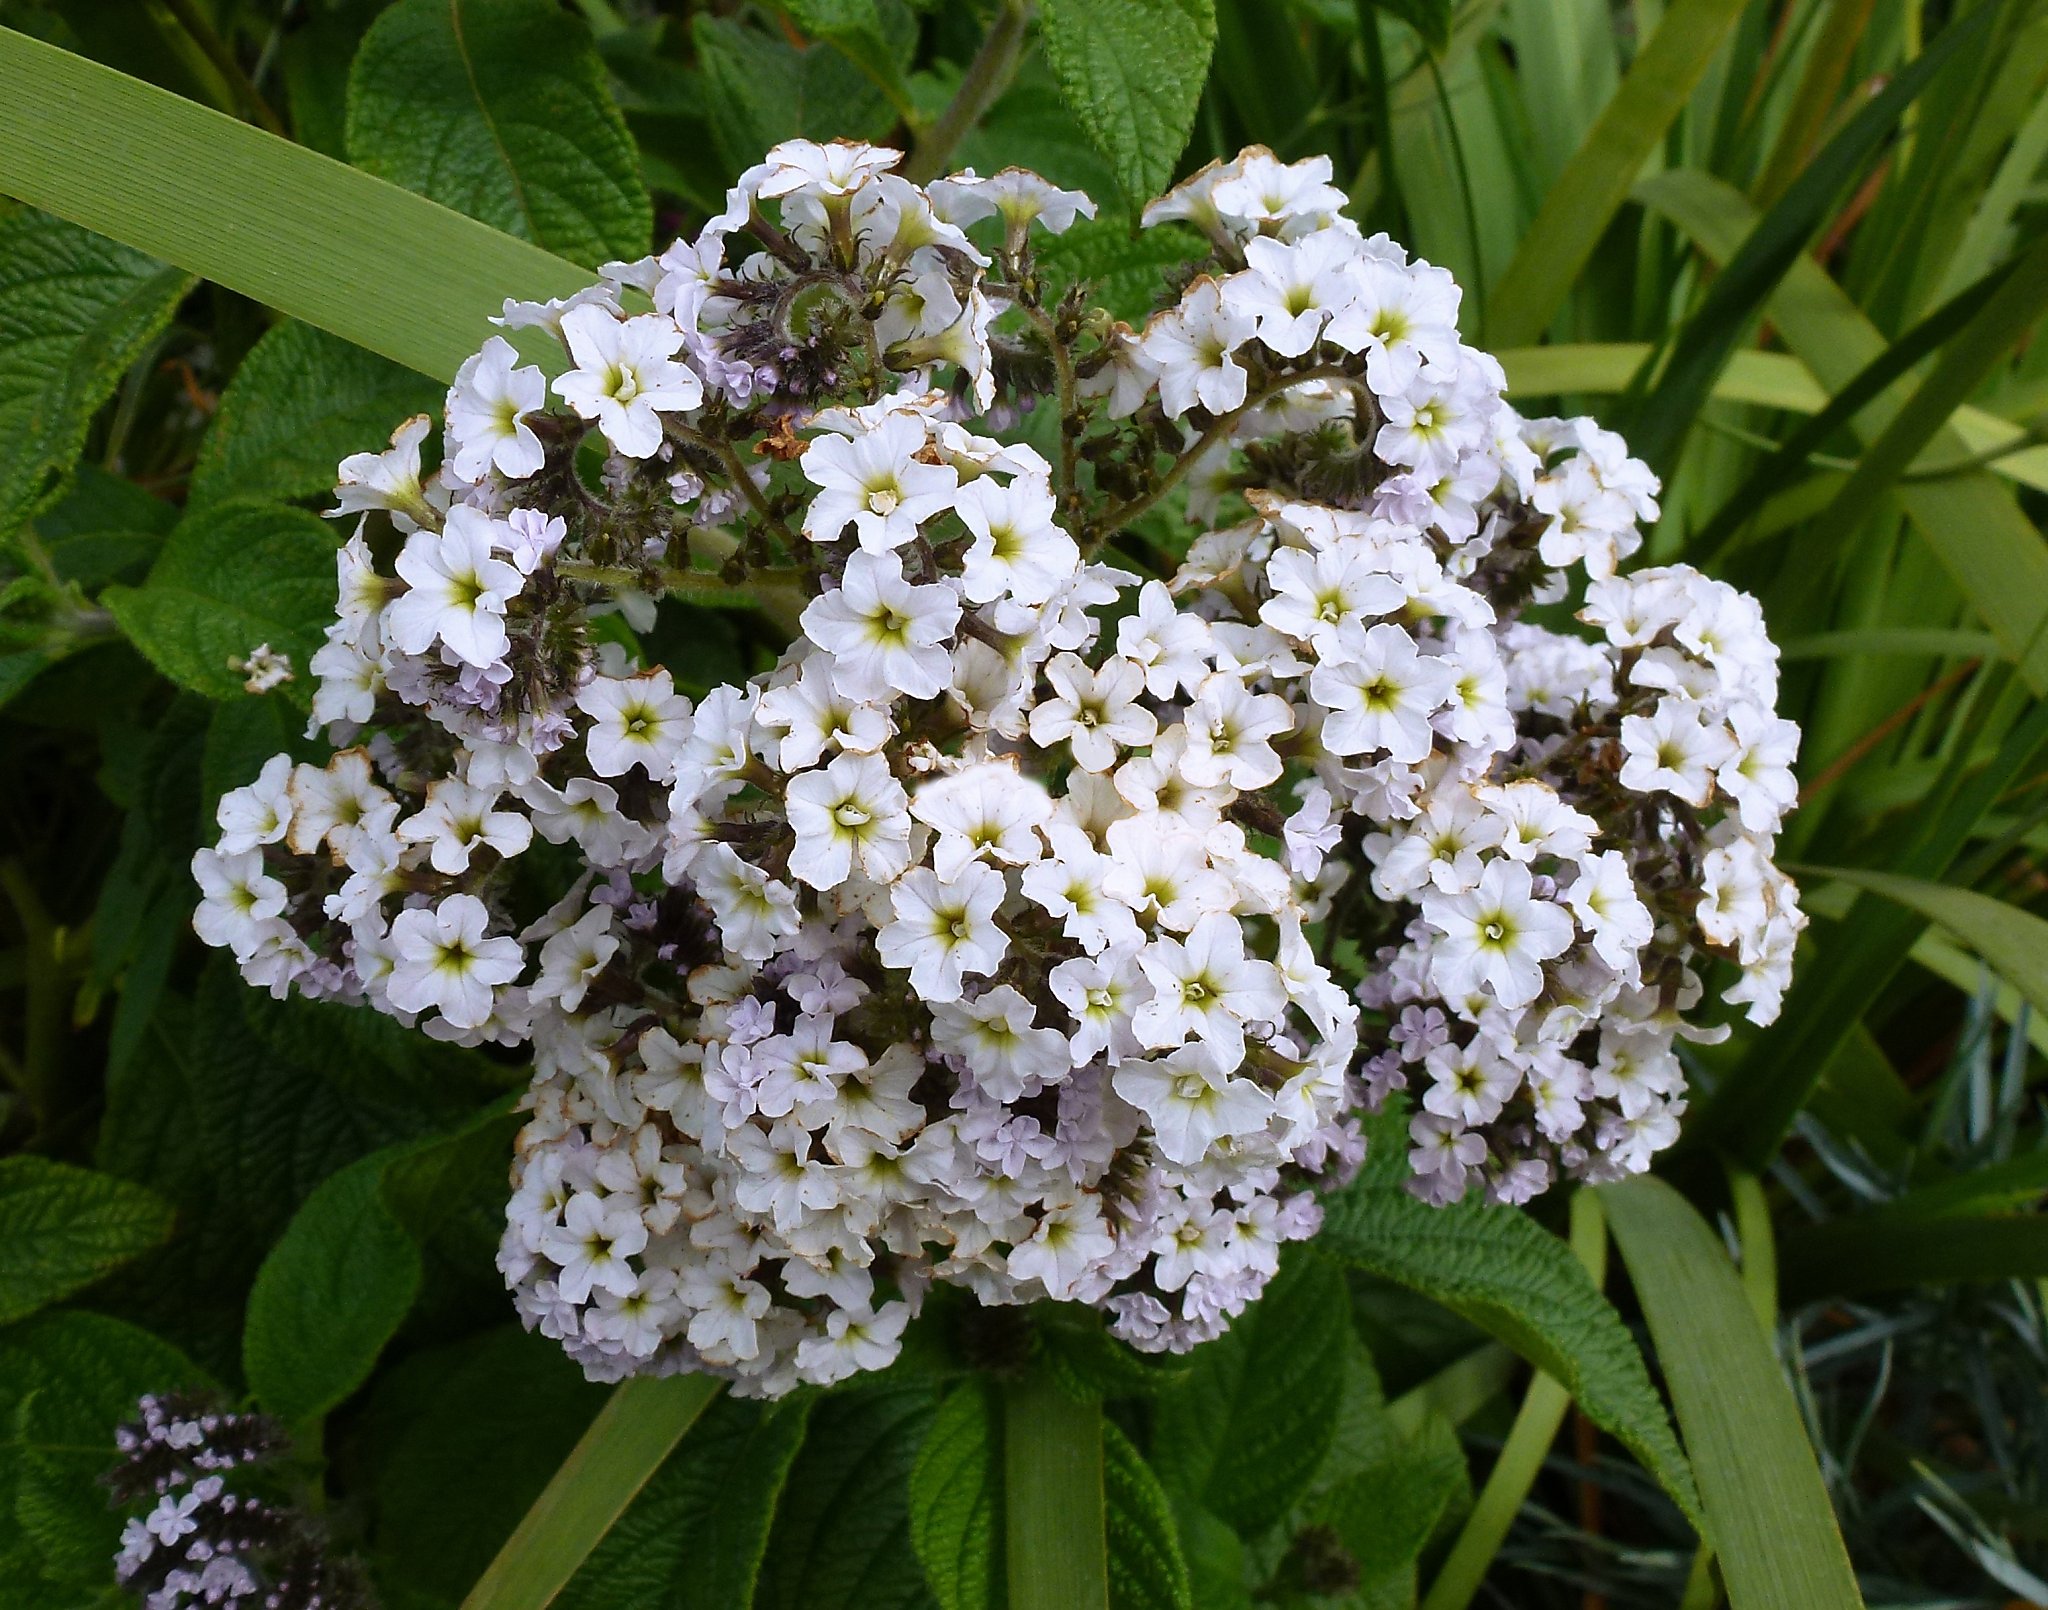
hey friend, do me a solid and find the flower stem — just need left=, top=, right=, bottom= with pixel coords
left=905, top=0, right=1033, bottom=183
left=1003, top=1368, right=1109, bottom=1610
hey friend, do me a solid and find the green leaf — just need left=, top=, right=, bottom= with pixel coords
left=1624, top=4, right=1997, bottom=472
left=1037, top=0, right=1218, bottom=205
left=0, top=207, right=193, bottom=538
left=346, top=0, right=650, bottom=269
left=910, top=1380, right=1003, bottom=1610
left=690, top=13, right=900, bottom=174
left=1602, top=1177, right=1865, bottom=1610
left=0, top=1156, right=174, bottom=1326
left=1814, top=867, right=2048, bottom=1023
left=756, top=1379, right=939, bottom=1610
left=0, top=1311, right=211, bottom=1598
left=362, top=1326, right=607, bottom=1610
left=1485, top=0, right=1748, bottom=348
left=1151, top=1247, right=1351, bottom=1534
left=189, top=320, right=444, bottom=512
left=557, top=1391, right=813, bottom=1610
left=1780, top=1212, right=2048, bottom=1302
left=1318, top=1145, right=1700, bottom=1526
left=460, top=1372, right=724, bottom=1610
left=773, top=0, right=915, bottom=112
left=103, top=496, right=337, bottom=706
left=1104, top=1420, right=1191, bottom=1610
left=1003, top=1370, right=1108, bottom=1610
left=0, top=30, right=590, bottom=385
left=242, top=1150, right=423, bottom=1426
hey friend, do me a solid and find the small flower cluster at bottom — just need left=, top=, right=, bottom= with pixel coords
left=107, top=1394, right=370, bottom=1610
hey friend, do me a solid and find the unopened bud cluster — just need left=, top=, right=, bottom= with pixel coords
left=191, top=139, right=1800, bottom=1392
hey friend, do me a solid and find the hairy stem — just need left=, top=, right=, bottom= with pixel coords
left=905, top=0, right=1033, bottom=183
left=1004, top=1368, right=1108, bottom=1610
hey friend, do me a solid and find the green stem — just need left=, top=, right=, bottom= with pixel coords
left=1418, top=1191, right=1608, bottom=1610
left=905, top=0, right=1033, bottom=183
left=459, top=1373, right=721, bottom=1610
left=1003, top=1369, right=1108, bottom=1610
left=0, top=860, right=65, bottom=1140
left=157, top=0, right=289, bottom=137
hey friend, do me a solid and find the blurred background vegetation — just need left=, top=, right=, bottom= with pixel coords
left=1, top=0, right=2046, bottom=1606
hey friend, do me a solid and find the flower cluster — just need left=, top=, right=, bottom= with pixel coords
left=191, top=137, right=1800, bottom=1392
left=107, top=1395, right=368, bottom=1610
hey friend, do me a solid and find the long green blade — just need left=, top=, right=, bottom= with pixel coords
left=1781, top=1214, right=2048, bottom=1301
left=459, top=1372, right=721, bottom=1610
left=1485, top=0, right=1747, bottom=349
left=1602, top=1177, right=1865, bottom=1610
left=0, top=28, right=589, bottom=384
left=1004, top=1369, right=1109, bottom=1610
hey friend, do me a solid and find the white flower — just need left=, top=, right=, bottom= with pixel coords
left=215, top=752, right=294, bottom=855
left=1282, top=783, right=1343, bottom=880
left=910, top=761, right=1051, bottom=881
left=785, top=750, right=912, bottom=889
left=756, top=653, right=894, bottom=771
left=800, top=551, right=961, bottom=703
left=1113, top=1041, right=1274, bottom=1166
left=397, top=778, right=534, bottom=874
left=1179, top=672, right=1293, bottom=790
left=541, top=1191, right=648, bottom=1304
left=447, top=335, right=547, bottom=481
left=696, top=843, right=800, bottom=961
left=387, top=894, right=524, bottom=1028
left=1133, top=912, right=1288, bottom=1064
left=1049, top=947, right=1148, bottom=1062
left=801, top=413, right=960, bottom=552
left=1420, top=860, right=1575, bottom=1010
left=931, top=985, right=1072, bottom=1102
left=1008, top=1195, right=1117, bottom=1300
left=1100, top=817, right=1233, bottom=932
left=191, top=848, right=287, bottom=957
left=1142, top=277, right=1255, bottom=418
left=533, top=905, right=620, bottom=1012
left=930, top=167, right=1098, bottom=234
left=1563, top=851, right=1654, bottom=975
left=1027, top=653, right=1156, bottom=771
left=1232, top=230, right=1359, bottom=356
left=1310, top=622, right=1455, bottom=763
left=1117, top=579, right=1214, bottom=698
left=334, top=414, right=438, bottom=531
left=386, top=507, right=524, bottom=668
left=577, top=670, right=694, bottom=782
left=553, top=306, right=703, bottom=458
left=1719, top=704, right=1799, bottom=833
left=1259, top=544, right=1406, bottom=652
left=875, top=862, right=1007, bottom=1002
left=954, top=475, right=1079, bottom=605
left=1619, top=699, right=1736, bottom=807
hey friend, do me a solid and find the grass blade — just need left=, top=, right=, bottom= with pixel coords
left=1780, top=1214, right=2048, bottom=1301
left=0, top=28, right=589, bottom=384
left=459, top=1372, right=722, bottom=1610
left=1486, top=0, right=1748, bottom=348
left=1602, top=1176, right=1865, bottom=1610
left=1624, top=3, right=1996, bottom=472
left=1812, top=866, right=2048, bottom=1024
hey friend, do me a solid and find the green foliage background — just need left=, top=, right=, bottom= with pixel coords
left=1, top=0, right=2046, bottom=1606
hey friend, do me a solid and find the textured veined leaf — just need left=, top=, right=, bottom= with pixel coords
left=1318, top=1150, right=1700, bottom=1525
left=1603, top=1178, right=1865, bottom=1610
left=102, top=497, right=339, bottom=707
left=756, top=1380, right=939, bottom=1610
left=691, top=13, right=900, bottom=174
left=346, top=0, right=651, bottom=268
left=0, top=1312, right=211, bottom=1597
left=555, top=1391, right=813, bottom=1610
left=1150, top=1247, right=1352, bottom=1534
left=1037, top=0, right=1218, bottom=205
left=188, top=321, right=443, bottom=512
left=0, top=208, right=193, bottom=539
left=1104, top=1420, right=1192, bottom=1610
left=0, top=1155, right=174, bottom=1326
left=242, top=1150, right=424, bottom=1427
left=910, top=1381, right=1004, bottom=1610
left=772, top=0, right=916, bottom=112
